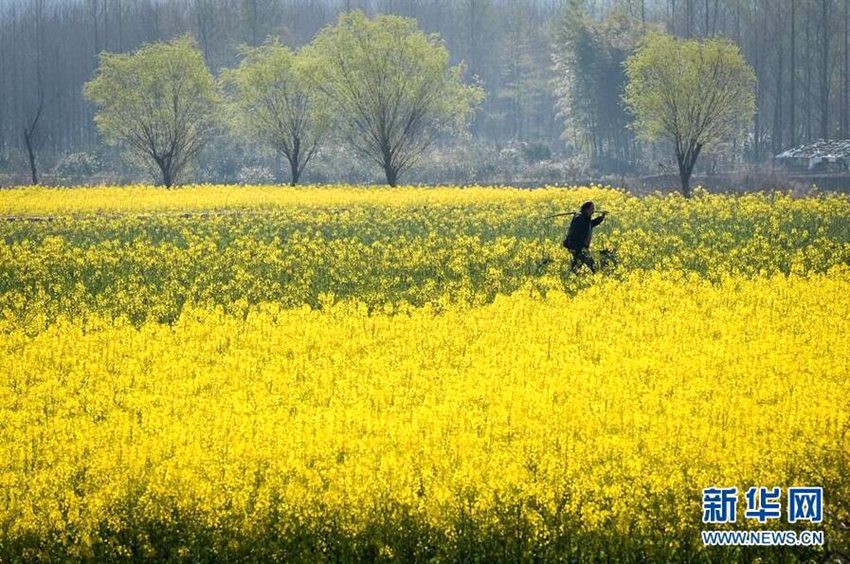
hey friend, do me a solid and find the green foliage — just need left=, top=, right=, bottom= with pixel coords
left=2, top=190, right=848, bottom=327
left=53, top=151, right=104, bottom=180
left=83, top=37, right=218, bottom=187
left=303, top=11, right=485, bottom=186
left=624, top=33, right=757, bottom=196
left=553, top=3, right=641, bottom=166
left=220, top=40, right=330, bottom=185
left=494, top=0, right=549, bottom=142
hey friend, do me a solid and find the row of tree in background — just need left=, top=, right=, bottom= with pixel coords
left=0, top=0, right=841, bottom=189
left=84, top=15, right=483, bottom=187
left=82, top=13, right=753, bottom=195
left=554, top=0, right=849, bottom=171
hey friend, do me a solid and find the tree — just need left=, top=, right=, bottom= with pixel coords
left=84, top=36, right=218, bottom=187
left=21, top=89, right=46, bottom=185
left=6, top=0, right=845, bottom=181
left=20, top=0, right=49, bottom=185
left=497, top=0, right=547, bottom=142
left=816, top=0, right=833, bottom=140
left=221, top=40, right=329, bottom=185
left=303, top=11, right=484, bottom=186
left=553, top=2, right=640, bottom=168
left=624, top=33, right=756, bottom=197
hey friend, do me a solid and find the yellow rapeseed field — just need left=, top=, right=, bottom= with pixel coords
left=0, top=185, right=848, bottom=561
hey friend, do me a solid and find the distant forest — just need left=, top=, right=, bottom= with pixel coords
left=1, top=0, right=848, bottom=186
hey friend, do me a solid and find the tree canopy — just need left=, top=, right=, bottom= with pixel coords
left=624, top=33, right=756, bottom=197
left=303, top=11, right=484, bottom=186
left=84, top=36, right=218, bottom=187
left=553, top=4, right=640, bottom=169
left=221, top=40, right=329, bottom=185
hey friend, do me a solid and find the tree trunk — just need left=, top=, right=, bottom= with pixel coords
left=790, top=0, right=796, bottom=145
left=676, top=142, right=702, bottom=198
left=22, top=96, right=45, bottom=185
left=381, top=141, right=398, bottom=186
left=677, top=162, right=692, bottom=198
left=288, top=156, right=300, bottom=186
left=806, top=14, right=813, bottom=141
left=288, top=141, right=301, bottom=186
left=671, top=0, right=677, bottom=36
left=820, top=0, right=831, bottom=140
left=157, top=160, right=173, bottom=188
left=773, top=8, right=784, bottom=154
left=23, top=128, right=38, bottom=185
left=751, top=0, right=762, bottom=161
left=384, top=163, right=398, bottom=187
left=844, top=0, right=849, bottom=137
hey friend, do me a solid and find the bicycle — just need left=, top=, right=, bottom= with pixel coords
left=535, top=247, right=619, bottom=275
left=534, top=210, right=618, bottom=275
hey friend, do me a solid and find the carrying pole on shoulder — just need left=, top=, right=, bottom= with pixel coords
left=543, top=211, right=579, bottom=220
left=543, top=211, right=607, bottom=220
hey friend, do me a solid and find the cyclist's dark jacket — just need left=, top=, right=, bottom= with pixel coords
left=563, top=214, right=604, bottom=251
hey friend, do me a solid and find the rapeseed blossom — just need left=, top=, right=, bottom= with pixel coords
left=0, top=185, right=847, bottom=560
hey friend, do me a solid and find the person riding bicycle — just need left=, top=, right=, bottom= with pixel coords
left=563, top=201, right=607, bottom=273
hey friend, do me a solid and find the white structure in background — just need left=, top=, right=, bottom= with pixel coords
left=775, top=140, right=850, bottom=172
